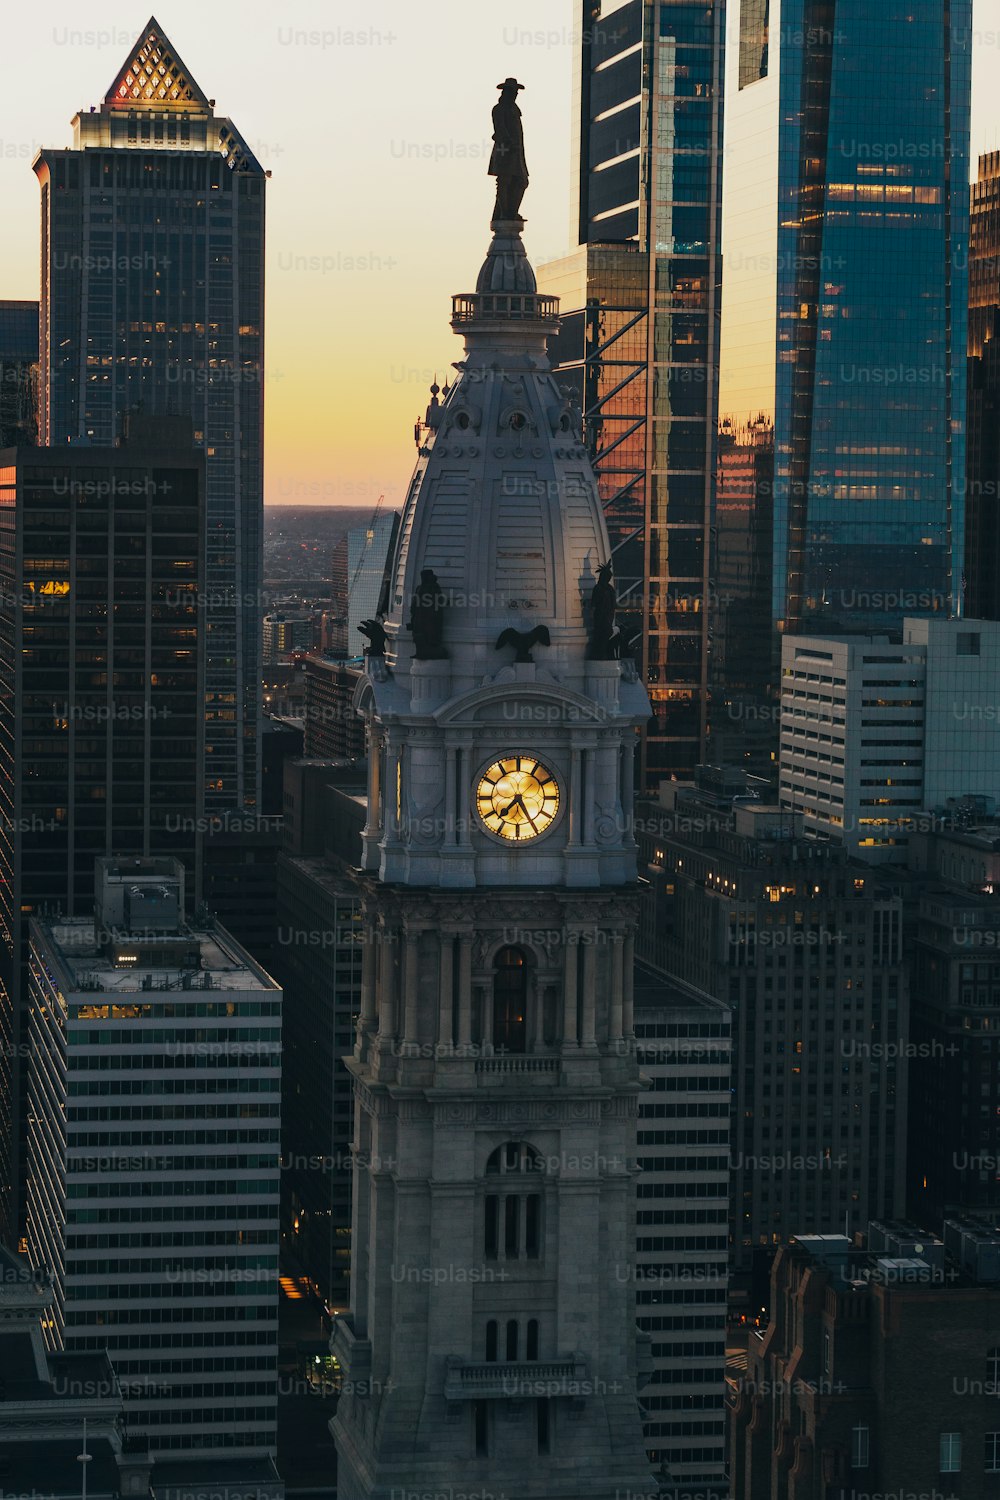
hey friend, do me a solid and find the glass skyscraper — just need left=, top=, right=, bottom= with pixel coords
left=34, top=19, right=266, bottom=810
left=540, top=0, right=726, bottom=785
left=715, top=0, right=970, bottom=681
left=967, top=151, right=1000, bottom=621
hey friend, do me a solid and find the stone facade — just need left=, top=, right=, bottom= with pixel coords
left=330, top=187, right=656, bottom=1495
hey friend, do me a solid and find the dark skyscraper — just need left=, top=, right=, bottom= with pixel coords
left=967, top=151, right=1000, bottom=621
left=0, top=421, right=204, bottom=1239
left=0, top=301, right=38, bottom=448
left=34, top=17, right=266, bottom=810
left=716, top=0, right=970, bottom=659
left=539, top=0, right=725, bottom=785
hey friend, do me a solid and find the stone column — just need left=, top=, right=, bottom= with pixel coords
left=378, top=926, right=397, bottom=1041
left=360, top=924, right=377, bottom=1028
left=481, top=979, right=494, bottom=1051
left=622, top=732, right=635, bottom=838
left=581, top=940, right=597, bottom=1048
left=456, top=745, right=474, bottom=850
left=609, top=933, right=624, bottom=1042
left=457, top=934, right=473, bottom=1050
left=385, top=742, right=400, bottom=839
left=582, top=749, right=595, bottom=845
left=533, top=978, right=547, bottom=1050
left=622, top=930, right=635, bottom=1037
left=402, top=931, right=420, bottom=1052
left=445, top=746, right=457, bottom=846
left=562, top=936, right=578, bottom=1047
left=438, top=933, right=454, bottom=1050
left=371, top=730, right=382, bottom=832
left=567, top=748, right=582, bottom=845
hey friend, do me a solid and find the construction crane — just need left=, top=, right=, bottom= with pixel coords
left=347, top=493, right=386, bottom=599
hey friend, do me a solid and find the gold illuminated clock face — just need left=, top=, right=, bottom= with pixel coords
left=476, top=756, right=560, bottom=842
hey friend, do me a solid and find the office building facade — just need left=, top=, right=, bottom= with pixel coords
left=779, top=619, right=1000, bottom=860
left=34, top=17, right=266, bottom=810
left=262, top=611, right=314, bottom=663
left=906, top=825, right=1000, bottom=1223
left=302, top=656, right=365, bottom=762
left=25, top=858, right=281, bottom=1458
left=730, top=1223, right=1000, bottom=1500
left=715, top=0, right=971, bottom=741
left=636, top=774, right=908, bottom=1280
left=634, top=980, right=730, bottom=1495
left=0, top=300, right=38, bottom=447
left=539, top=0, right=726, bottom=785
left=0, top=425, right=204, bottom=1241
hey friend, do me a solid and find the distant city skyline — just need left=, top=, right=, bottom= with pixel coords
left=1, top=1, right=999, bottom=506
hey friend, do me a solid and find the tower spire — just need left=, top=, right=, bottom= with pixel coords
left=104, top=16, right=210, bottom=108
left=332, top=76, right=654, bottom=1499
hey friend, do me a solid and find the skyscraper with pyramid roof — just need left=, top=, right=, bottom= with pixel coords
left=34, top=16, right=266, bottom=814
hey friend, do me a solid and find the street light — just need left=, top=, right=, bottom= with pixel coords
left=77, top=1417, right=92, bottom=1500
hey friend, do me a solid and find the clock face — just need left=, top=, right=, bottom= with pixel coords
left=476, top=756, right=560, bottom=842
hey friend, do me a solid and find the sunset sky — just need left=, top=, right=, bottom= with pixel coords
left=2, top=0, right=999, bottom=508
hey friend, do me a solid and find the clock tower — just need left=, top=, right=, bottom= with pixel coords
left=331, top=83, right=655, bottom=1499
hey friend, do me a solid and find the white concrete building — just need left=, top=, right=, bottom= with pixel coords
left=779, top=619, right=1000, bottom=862
left=25, top=857, right=282, bottom=1458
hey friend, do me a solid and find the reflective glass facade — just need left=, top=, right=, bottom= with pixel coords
left=967, top=152, right=1000, bottom=620
left=542, top=0, right=725, bottom=786
left=717, top=0, right=970, bottom=655
left=35, top=23, right=265, bottom=812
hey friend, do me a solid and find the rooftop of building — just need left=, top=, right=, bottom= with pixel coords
left=0, top=299, right=39, bottom=359
left=783, top=1215, right=1000, bottom=1292
left=0, top=1441, right=123, bottom=1497
left=0, top=417, right=202, bottom=467
left=279, top=851, right=364, bottom=901
left=633, top=966, right=731, bottom=1024
left=32, top=915, right=280, bottom=995
left=152, top=1453, right=283, bottom=1487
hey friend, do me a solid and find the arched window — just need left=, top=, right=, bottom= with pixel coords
left=526, top=1318, right=539, bottom=1360
left=506, top=1319, right=519, bottom=1361
left=484, top=1141, right=544, bottom=1261
left=485, top=1320, right=498, bottom=1362
left=493, top=946, right=528, bottom=1052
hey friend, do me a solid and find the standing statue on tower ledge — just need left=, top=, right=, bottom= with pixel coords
left=490, top=77, right=529, bottom=222
left=407, top=567, right=449, bottom=659
left=587, top=561, right=620, bottom=660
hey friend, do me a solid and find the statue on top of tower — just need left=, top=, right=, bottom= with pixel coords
left=490, top=77, right=529, bottom=222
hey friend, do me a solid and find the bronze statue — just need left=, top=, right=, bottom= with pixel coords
left=587, top=562, right=619, bottom=660
left=495, top=623, right=550, bottom=663
left=490, top=78, right=529, bottom=222
left=407, top=568, right=448, bottom=659
left=359, top=618, right=387, bottom=657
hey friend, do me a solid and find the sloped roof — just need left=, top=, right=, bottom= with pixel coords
left=105, top=17, right=209, bottom=109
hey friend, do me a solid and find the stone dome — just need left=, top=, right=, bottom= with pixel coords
left=384, top=222, right=610, bottom=695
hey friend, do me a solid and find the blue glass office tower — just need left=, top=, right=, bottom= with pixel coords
left=540, top=0, right=726, bottom=784
left=717, top=0, right=970, bottom=657
left=34, top=17, right=266, bottom=811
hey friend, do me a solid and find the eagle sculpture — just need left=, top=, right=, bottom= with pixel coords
left=495, top=624, right=551, bottom=663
